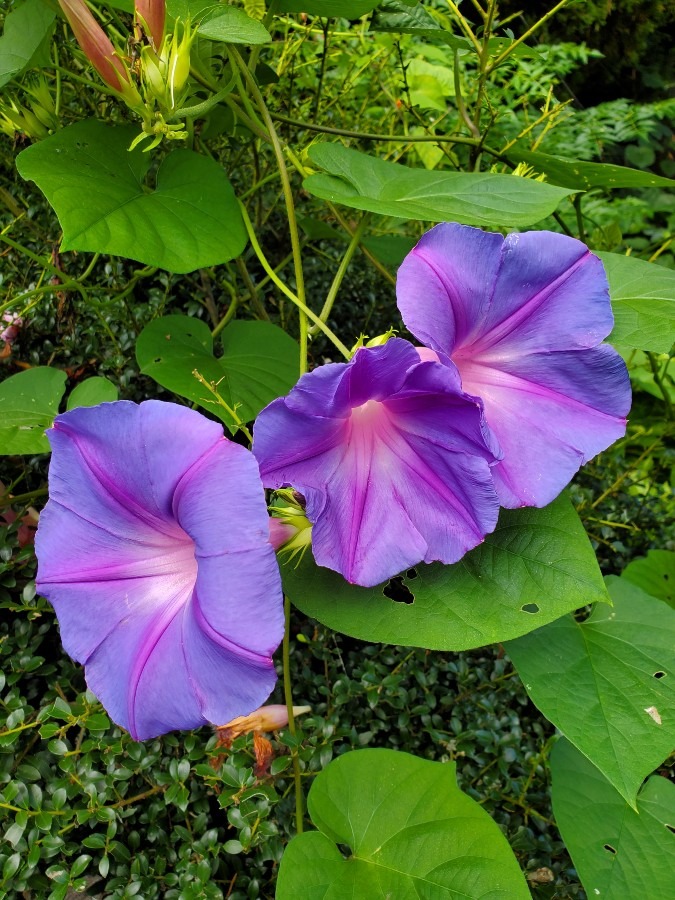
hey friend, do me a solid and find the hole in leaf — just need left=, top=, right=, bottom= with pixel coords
left=665, top=824, right=675, bottom=834
left=383, top=577, right=414, bottom=605
left=153, top=357, right=162, bottom=363
left=664, top=574, right=670, bottom=581
left=654, top=671, right=666, bottom=679
left=521, top=603, right=540, bottom=614
left=603, top=844, right=617, bottom=855
left=406, top=567, right=418, bottom=579
left=337, top=843, right=352, bottom=858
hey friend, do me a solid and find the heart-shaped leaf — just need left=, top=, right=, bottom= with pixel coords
left=0, top=368, right=66, bottom=455
left=304, top=142, right=575, bottom=228
left=0, top=0, right=55, bottom=88
left=66, top=377, right=119, bottom=410
left=550, top=739, right=675, bottom=900
left=277, top=749, right=530, bottom=899
left=136, top=315, right=298, bottom=430
left=283, top=495, right=608, bottom=650
left=622, top=550, right=675, bottom=608
left=16, top=119, right=247, bottom=273
left=507, top=576, right=675, bottom=806
left=600, top=252, right=675, bottom=354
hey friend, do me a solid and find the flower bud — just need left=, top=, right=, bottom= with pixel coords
left=58, top=0, right=144, bottom=111
left=135, top=0, right=165, bottom=49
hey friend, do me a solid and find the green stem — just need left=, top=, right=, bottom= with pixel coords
left=283, top=595, right=304, bottom=835
left=486, top=0, right=571, bottom=73
left=573, top=194, right=586, bottom=243
left=230, top=48, right=308, bottom=374
left=647, top=352, right=673, bottom=420
left=238, top=201, right=351, bottom=359
left=269, top=111, right=495, bottom=149
left=191, top=369, right=253, bottom=442
left=310, top=216, right=368, bottom=336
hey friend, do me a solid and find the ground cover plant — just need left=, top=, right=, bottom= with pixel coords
left=0, top=0, right=674, bottom=897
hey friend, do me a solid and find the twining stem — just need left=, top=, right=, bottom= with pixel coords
left=238, top=201, right=351, bottom=359
left=191, top=369, right=253, bottom=442
left=283, top=595, right=304, bottom=835
left=310, top=216, right=368, bottom=336
left=270, top=112, right=497, bottom=148
left=230, top=47, right=308, bottom=375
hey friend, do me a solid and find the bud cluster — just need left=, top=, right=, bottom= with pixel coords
left=55, top=0, right=197, bottom=150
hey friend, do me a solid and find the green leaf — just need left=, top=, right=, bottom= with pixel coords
left=16, top=119, right=247, bottom=274
left=66, top=377, right=119, bottom=411
left=198, top=7, right=271, bottom=44
left=304, top=143, right=574, bottom=228
left=505, top=147, right=675, bottom=191
left=0, top=0, right=55, bottom=88
left=371, top=0, right=467, bottom=49
left=507, top=576, right=675, bottom=807
left=277, top=1, right=382, bottom=16
left=550, top=739, right=675, bottom=900
left=136, top=315, right=298, bottom=429
left=277, top=749, right=530, bottom=899
left=284, top=495, right=607, bottom=650
left=599, top=252, right=675, bottom=354
left=0, top=367, right=66, bottom=454
left=622, top=550, right=675, bottom=609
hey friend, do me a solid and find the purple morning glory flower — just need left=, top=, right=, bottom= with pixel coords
left=253, top=339, right=501, bottom=588
left=397, top=223, right=631, bottom=508
left=36, top=401, right=284, bottom=741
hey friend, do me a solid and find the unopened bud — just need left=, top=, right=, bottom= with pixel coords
left=58, top=0, right=144, bottom=111
left=135, top=0, right=165, bottom=49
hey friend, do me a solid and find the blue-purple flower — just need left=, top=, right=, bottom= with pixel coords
left=36, top=401, right=284, bottom=741
left=397, top=224, right=631, bottom=508
left=253, top=339, right=501, bottom=588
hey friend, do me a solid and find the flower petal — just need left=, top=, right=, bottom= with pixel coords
left=459, top=346, right=630, bottom=507
left=396, top=223, right=502, bottom=352
left=254, top=341, right=500, bottom=587
left=36, top=401, right=284, bottom=740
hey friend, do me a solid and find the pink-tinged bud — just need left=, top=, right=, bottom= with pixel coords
left=135, top=0, right=165, bottom=49
left=216, top=704, right=311, bottom=745
left=269, top=517, right=297, bottom=551
left=58, top=0, right=130, bottom=94
left=1, top=313, right=23, bottom=344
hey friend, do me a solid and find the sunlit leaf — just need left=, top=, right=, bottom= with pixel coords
left=277, top=749, right=530, bottom=899
left=304, top=143, right=574, bottom=227
left=16, top=120, right=247, bottom=274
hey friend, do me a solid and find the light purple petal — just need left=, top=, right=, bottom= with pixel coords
left=253, top=340, right=500, bottom=587
left=396, top=223, right=503, bottom=352
left=36, top=400, right=284, bottom=740
left=458, top=346, right=630, bottom=507
left=396, top=223, right=630, bottom=507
